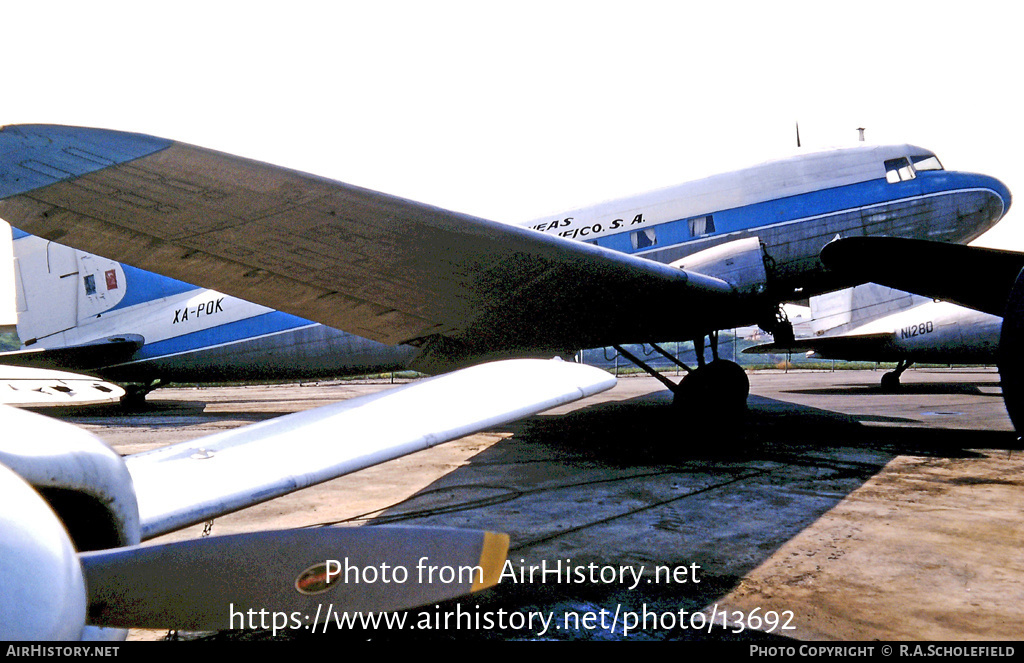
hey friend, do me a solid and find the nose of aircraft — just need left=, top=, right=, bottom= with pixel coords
left=956, top=171, right=1013, bottom=239
left=990, top=174, right=1013, bottom=218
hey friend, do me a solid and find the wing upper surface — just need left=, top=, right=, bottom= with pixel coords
left=0, top=125, right=734, bottom=371
left=127, top=358, right=615, bottom=539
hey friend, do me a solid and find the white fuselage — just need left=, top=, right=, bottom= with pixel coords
left=845, top=301, right=1001, bottom=363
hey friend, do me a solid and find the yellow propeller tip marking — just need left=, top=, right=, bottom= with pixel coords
left=472, top=531, right=510, bottom=592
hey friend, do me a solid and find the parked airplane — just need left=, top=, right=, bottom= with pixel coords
left=819, top=237, right=1024, bottom=432
left=745, top=282, right=1002, bottom=390
left=0, top=124, right=1011, bottom=637
left=7, top=227, right=415, bottom=403
left=0, top=126, right=1010, bottom=414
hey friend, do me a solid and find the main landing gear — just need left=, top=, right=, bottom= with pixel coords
left=880, top=360, right=913, bottom=393
left=613, top=330, right=749, bottom=417
left=120, top=379, right=163, bottom=409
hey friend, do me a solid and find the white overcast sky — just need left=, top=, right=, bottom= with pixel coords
left=1, top=1, right=1022, bottom=321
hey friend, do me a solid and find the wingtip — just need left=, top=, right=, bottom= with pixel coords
left=0, top=124, right=172, bottom=200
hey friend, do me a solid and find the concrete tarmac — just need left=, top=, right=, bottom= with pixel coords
left=52, top=367, right=1023, bottom=641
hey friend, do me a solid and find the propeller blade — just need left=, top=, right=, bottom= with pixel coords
left=80, top=525, right=508, bottom=630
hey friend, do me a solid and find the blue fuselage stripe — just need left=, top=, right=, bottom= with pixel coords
left=130, top=310, right=316, bottom=362
left=591, top=172, right=999, bottom=253
left=110, top=264, right=199, bottom=311
left=24, top=169, right=1002, bottom=366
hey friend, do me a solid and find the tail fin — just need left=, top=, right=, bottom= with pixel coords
left=809, top=283, right=931, bottom=337
left=12, top=231, right=126, bottom=346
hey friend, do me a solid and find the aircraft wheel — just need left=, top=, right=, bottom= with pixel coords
left=880, top=371, right=902, bottom=393
left=999, top=267, right=1024, bottom=436
left=674, top=359, right=750, bottom=417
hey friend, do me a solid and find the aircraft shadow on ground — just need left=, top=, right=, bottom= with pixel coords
left=284, top=390, right=1018, bottom=642
left=41, top=400, right=295, bottom=426
left=36, top=384, right=1016, bottom=641
left=785, top=381, right=1001, bottom=397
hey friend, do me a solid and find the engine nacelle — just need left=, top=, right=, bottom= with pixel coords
left=999, top=267, right=1024, bottom=434
left=0, top=406, right=140, bottom=640
left=670, top=237, right=769, bottom=296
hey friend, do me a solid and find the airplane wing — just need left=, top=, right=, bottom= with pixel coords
left=127, top=357, right=614, bottom=538
left=743, top=331, right=902, bottom=361
left=1, top=357, right=614, bottom=638
left=820, top=237, right=1024, bottom=317
left=0, top=125, right=735, bottom=373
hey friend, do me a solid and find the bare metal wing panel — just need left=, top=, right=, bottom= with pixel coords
left=0, top=125, right=733, bottom=369
left=126, top=358, right=615, bottom=539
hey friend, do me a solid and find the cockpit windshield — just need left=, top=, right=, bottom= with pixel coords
left=910, top=154, right=943, bottom=171
left=884, top=157, right=915, bottom=183
left=885, top=154, right=944, bottom=183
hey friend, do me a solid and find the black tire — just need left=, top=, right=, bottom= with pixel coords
left=674, top=360, right=750, bottom=415
left=880, top=371, right=902, bottom=393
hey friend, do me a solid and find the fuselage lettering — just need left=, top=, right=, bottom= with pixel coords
left=533, top=217, right=573, bottom=232
left=539, top=213, right=646, bottom=241
left=172, top=297, right=226, bottom=325
left=900, top=320, right=934, bottom=339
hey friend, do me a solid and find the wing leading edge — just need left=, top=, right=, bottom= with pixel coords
left=0, top=124, right=736, bottom=373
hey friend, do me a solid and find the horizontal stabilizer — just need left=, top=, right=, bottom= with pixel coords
left=80, top=526, right=508, bottom=630
left=0, top=335, right=144, bottom=371
left=128, top=358, right=616, bottom=539
left=820, top=238, right=1024, bottom=317
left=744, top=332, right=901, bottom=361
left=0, top=366, right=125, bottom=406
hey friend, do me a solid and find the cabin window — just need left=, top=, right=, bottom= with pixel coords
left=884, top=157, right=915, bottom=183
left=688, top=215, right=715, bottom=237
left=631, top=228, right=657, bottom=249
left=83, top=274, right=97, bottom=296
left=910, top=155, right=943, bottom=171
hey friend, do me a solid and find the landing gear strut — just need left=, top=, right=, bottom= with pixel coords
left=614, top=331, right=749, bottom=417
left=758, top=305, right=795, bottom=346
left=880, top=360, right=913, bottom=393
left=120, top=379, right=163, bottom=409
